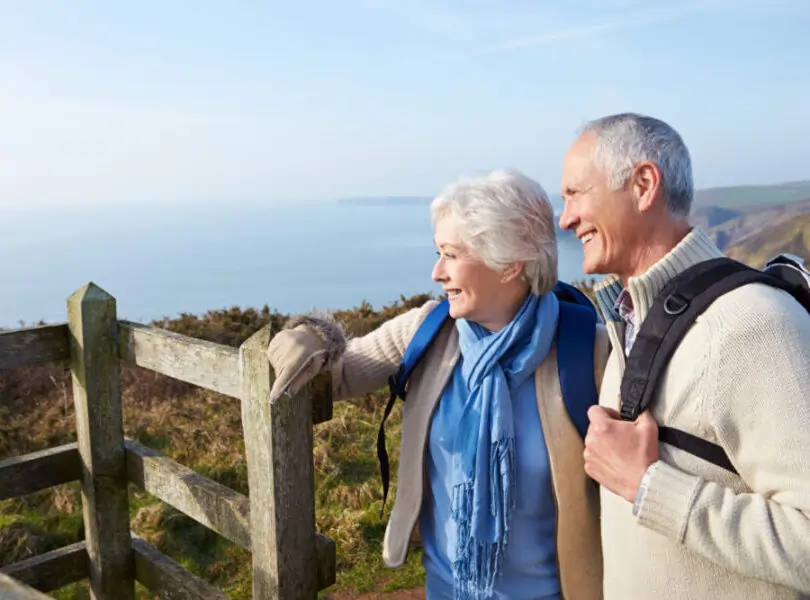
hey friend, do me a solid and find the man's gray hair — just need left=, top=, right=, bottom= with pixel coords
left=581, top=113, right=694, bottom=218
left=430, top=169, right=558, bottom=295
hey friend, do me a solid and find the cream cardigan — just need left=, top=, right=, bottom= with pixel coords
left=594, top=227, right=810, bottom=599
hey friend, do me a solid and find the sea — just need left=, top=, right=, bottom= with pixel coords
left=0, top=201, right=594, bottom=329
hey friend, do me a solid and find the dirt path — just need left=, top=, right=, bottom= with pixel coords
left=324, top=588, right=426, bottom=599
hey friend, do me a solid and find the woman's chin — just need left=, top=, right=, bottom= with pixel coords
left=447, top=299, right=468, bottom=320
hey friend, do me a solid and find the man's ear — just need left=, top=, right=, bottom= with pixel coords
left=631, top=161, right=662, bottom=213
left=502, top=261, right=525, bottom=283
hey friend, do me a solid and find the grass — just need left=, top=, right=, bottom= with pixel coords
left=0, top=285, right=598, bottom=598
left=0, top=390, right=423, bottom=599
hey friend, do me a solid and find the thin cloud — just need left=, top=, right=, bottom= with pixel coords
left=358, top=0, right=804, bottom=52
left=480, top=4, right=712, bottom=54
left=483, top=21, right=623, bottom=52
left=358, top=0, right=531, bottom=43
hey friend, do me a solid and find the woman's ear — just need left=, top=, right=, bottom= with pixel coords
left=501, top=261, right=525, bottom=283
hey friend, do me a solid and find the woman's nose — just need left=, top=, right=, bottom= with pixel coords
left=431, top=257, right=446, bottom=282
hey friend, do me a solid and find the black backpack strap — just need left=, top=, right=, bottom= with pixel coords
left=622, top=258, right=745, bottom=420
left=621, top=257, right=796, bottom=420
left=376, top=370, right=403, bottom=518
left=376, top=300, right=451, bottom=518
left=658, top=426, right=738, bottom=474
left=620, top=257, right=801, bottom=472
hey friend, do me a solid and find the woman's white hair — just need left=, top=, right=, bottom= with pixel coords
left=581, top=113, right=694, bottom=218
left=430, top=169, right=558, bottom=295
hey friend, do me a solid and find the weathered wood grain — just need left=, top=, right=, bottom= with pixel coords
left=311, top=372, right=334, bottom=425
left=132, top=534, right=229, bottom=600
left=68, top=282, right=134, bottom=600
left=0, top=541, right=87, bottom=592
left=118, top=320, right=240, bottom=398
left=315, top=533, right=337, bottom=591
left=118, top=321, right=335, bottom=422
left=0, top=443, right=81, bottom=501
left=0, top=573, right=52, bottom=600
left=0, top=324, right=70, bottom=370
left=125, top=435, right=336, bottom=591
left=240, top=324, right=319, bottom=599
left=124, top=438, right=251, bottom=550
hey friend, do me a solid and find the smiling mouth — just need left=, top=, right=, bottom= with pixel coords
left=579, top=231, right=596, bottom=245
left=445, top=289, right=462, bottom=299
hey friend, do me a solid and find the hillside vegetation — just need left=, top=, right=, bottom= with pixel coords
left=0, top=294, right=434, bottom=598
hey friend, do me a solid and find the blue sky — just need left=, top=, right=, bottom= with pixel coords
left=1, top=0, right=808, bottom=208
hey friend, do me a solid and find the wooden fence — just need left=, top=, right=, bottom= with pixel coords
left=0, top=282, right=336, bottom=599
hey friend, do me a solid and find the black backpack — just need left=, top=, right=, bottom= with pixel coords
left=619, top=253, right=810, bottom=474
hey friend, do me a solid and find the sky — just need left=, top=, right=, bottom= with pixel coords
left=1, top=0, right=809, bottom=209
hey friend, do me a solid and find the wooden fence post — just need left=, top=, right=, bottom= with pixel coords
left=68, top=283, right=134, bottom=600
left=239, top=326, right=318, bottom=599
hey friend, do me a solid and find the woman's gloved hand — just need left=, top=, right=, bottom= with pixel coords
left=265, top=313, right=347, bottom=402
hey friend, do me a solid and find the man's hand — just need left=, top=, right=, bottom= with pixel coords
left=583, top=406, right=660, bottom=503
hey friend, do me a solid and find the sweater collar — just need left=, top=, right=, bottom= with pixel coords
left=594, top=227, right=725, bottom=325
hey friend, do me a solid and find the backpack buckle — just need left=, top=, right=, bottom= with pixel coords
left=388, top=364, right=407, bottom=400
left=663, top=293, right=689, bottom=315
left=766, top=253, right=806, bottom=269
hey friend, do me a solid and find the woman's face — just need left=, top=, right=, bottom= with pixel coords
left=431, top=216, right=524, bottom=331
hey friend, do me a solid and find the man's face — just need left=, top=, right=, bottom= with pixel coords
left=559, top=133, right=641, bottom=277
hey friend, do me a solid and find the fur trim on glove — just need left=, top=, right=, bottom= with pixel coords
left=284, top=311, right=347, bottom=368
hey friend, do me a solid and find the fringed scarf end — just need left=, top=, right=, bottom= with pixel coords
left=450, top=439, right=516, bottom=600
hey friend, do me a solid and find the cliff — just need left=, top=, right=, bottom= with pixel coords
left=725, top=213, right=810, bottom=268
left=687, top=179, right=810, bottom=263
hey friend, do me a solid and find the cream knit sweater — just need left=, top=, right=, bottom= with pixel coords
left=594, top=228, right=810, bottom=599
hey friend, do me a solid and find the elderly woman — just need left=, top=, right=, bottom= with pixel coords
left=266, top=170, right=609, bottom=600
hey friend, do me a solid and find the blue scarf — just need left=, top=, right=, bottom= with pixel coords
left=451, top=291, right=560, bottom=599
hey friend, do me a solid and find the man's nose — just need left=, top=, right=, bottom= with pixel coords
left=558, top=202, right=577, bottom=231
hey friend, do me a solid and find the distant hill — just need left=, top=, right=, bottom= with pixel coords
left=691, top=180, right=810, bottom=233
left=341, top=180, right=810, bottom=211
left=693, top=180, right=810, bottom=210
left=690, top=205, right=744, bottom=230
left=700, top=200, right=810, bottom=250
left=337, top=181, right=810, bottom=253
left=725, top=213, right=810, bottom=268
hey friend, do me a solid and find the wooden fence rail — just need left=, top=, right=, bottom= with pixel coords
left=0, top=282, right=336, bottom=599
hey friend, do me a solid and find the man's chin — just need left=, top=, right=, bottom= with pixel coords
left=582, top=261, right=599, bottom=275
left=582, top=262, right=609, bottom=277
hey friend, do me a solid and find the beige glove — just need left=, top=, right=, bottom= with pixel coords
left=266, top=313, right=347, bottom=402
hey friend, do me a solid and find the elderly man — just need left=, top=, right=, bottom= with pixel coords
left=559, top=112, right=810, bottom=599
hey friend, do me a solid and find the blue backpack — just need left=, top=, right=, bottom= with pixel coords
left=376, top=281, right=601, bottom=515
